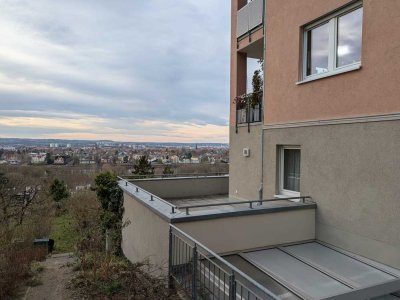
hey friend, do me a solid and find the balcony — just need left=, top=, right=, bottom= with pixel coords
left=235, top=91, right=263, bottom=129
left=237, top=0, right=264, bottom=39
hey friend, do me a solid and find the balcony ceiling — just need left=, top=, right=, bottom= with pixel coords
left=239, top=37, right=263, bottom=59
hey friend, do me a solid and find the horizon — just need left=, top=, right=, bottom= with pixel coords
left=0, top=137, right=228, bottom=145
left=0, top=1, right=231, bottom=143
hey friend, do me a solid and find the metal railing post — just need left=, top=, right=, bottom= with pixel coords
left=235, top=99, right=238, bottom=134
left=168, top=227, right=173, bottom=289
left=247, top=98, right=250, bottom=133
left=192, top=244, right=198, bottom=299
left=229, top=271, right=236, bottom=300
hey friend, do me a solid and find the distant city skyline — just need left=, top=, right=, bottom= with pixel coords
left=0, top=1, right=230, bottom=143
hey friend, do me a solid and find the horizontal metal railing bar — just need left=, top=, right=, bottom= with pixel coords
left=122, top=172, right=229, bottom=179
left=177, top=196, right=312, bottom=215
left=170, top=224, right=281, bottom=300
left=118, top=177, right=178, bottom=212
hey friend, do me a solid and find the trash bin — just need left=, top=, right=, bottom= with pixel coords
left=33, top=238, right=55, bottom=253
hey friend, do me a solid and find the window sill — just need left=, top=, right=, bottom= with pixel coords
left=296, top=63, right=361, bottom=85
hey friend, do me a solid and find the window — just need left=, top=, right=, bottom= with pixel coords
left=278, top=146, right=300, bottom=197
left=302, top=2, right=363, bottom=81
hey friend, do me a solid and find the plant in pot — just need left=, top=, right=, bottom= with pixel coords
left=234, top=94, right=248, bottom=123
left=250, top=60, right=263, bottom=121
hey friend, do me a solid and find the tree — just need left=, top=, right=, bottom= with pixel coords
left=94, top=172, right=124, bottom=255
left=132, top=155, right=154, bottom=176
left=72, top=156, right=80, bottom=165
left=162, top=165, right=174, bottom=175
left=45, top=153, right=54, bottom=165
left=0, top=172, right=42, bottom=227
left=49, top=179, right=70, bottom=202
left=250, top=68, right=263, bottom=108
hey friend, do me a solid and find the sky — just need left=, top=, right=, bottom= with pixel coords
left=0, top=0, right=231, bottom=143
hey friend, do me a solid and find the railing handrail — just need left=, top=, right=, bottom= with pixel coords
left=170, top=224, right=281, bottom=300
left=118, top=176, right=178, bottom=213
left=121, top=172, right=229, bottom=179
left=177, top=196, right=313, bottom=215
left=236, top=90, right=263, bottom=97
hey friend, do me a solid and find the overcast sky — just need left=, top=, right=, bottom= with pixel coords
left=0, top=0, right=231, bottom=143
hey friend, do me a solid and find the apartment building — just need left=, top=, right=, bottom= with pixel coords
left=119, top=1, right=400, bottom=298
left=231, top=0, right=400, bottom=269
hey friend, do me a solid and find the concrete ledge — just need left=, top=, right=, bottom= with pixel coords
left=130, top=176, right=229, bottom=199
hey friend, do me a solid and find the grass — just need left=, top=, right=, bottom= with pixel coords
left=51, top=213, right=77, bottom=253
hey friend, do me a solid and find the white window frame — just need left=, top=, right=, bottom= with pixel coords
left=277, top=146, right=301, bottom=198
left=299, top=1, right=363, bottom=84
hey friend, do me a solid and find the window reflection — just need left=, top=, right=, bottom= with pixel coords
left=337, top=7, right=363, bottom=67
left=307, top=22, right=329, bottom=76
left=284, top=149, right=300, bottom=192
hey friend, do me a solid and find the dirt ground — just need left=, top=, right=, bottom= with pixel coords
left=20, top=253, right=76, bottom=300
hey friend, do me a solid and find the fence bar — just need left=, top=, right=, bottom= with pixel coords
left=192, top=244, right=198, bottom=299
left=168, top=227, right=173, bottom=289
left=229, top=272, right=236, bottom=300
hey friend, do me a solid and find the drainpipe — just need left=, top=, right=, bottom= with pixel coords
left=259, top=0, right=267, bottom=201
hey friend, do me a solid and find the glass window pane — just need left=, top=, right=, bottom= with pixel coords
left=284, top=149, right=300, bottom=192
left=337, top=7, right=363, bottom=67
left=306, top=22, right=329, bottom=76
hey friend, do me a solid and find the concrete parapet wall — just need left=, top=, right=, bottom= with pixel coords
left=131, top=176, right=229, bottom=199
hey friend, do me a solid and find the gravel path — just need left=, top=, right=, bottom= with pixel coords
left=22, top=253, right=76, bottom=300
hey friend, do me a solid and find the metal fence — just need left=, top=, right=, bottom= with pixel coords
left=177, top=196, right=313, bottom=216
left=118, top=177, right=178, bottom=212
left=122, top=172, right=229, bottom=180
left=235, top=91, right=263, bottom=133
left=169, top=225, right=280, bottom=300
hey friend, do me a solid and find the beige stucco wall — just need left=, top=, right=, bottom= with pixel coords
left=263, top=120, right=400, bottom=268
left=122, top=192, right=170, bottom=274
left=264, top=0, right=400, bottom=124
left=229, top=125, right=262, bottom=200
left=131, top=176, right=228, bottom=199
left=122, top=191, right=315, bottom=272
left=177, top=209, right=315, bottom=254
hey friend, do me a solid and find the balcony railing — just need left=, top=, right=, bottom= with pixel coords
left=169, top=225, right=280, bottom=300
left=235, top=91, right=262, bottom=132
left=237, top=0, right=264, bottom=39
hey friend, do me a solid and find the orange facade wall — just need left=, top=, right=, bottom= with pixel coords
left=230, top=0, right=247, bottom=126
left=264, top=0, right=400, bottom=125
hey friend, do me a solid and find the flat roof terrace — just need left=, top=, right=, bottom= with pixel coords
left=118, top=175, right=316, bottom=222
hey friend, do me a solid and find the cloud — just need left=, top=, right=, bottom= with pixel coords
left=0, top=0, right=230, bottom=142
